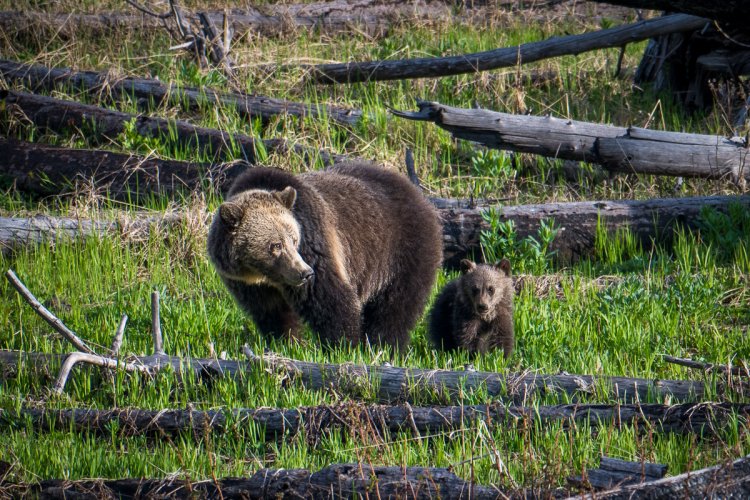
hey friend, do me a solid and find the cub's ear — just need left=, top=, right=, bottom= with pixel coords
left=219, top=202, right=244, bottom=227
left=275, top=186, right=297, bottom=210
left=460, top=259, right=477, bottom=274
left=496, top=258, right=511, bottom=277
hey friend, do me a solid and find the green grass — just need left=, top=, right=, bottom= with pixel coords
left=1, top=1, right=749, bottom=491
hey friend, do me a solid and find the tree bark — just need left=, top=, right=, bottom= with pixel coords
left=0, top=90, right=346, bottom=166
left=0, top=463, right=502, bottom=499
left=0, top=138, right=246, bottom=199
left=0, top=350, right=706, bottom=404
left=391, top=100, right=750, bottom=183
left=301, top=13, right=708, bottom=83
left=1, top=402, right=745, bottom=440
left=569, top=456, right=667, bottom=490
left=574, top=453, right=750, bottom=499
left=0, top=59, right=363, bottom=127
left=588, top=1, right=750, bottom=24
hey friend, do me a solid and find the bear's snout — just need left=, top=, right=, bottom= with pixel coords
left=300, top=268, right=315, bottom=283
left=476, top=303, right=489, bottom=314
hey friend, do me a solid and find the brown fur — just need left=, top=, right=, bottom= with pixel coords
left=428, top=259, right=514, bottom=357
left=207, top=162, right=443, bottom=349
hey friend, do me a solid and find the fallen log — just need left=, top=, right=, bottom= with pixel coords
left=0, top=90, right=346, bottom=166
left=0, top=59, right=362, bottom=127
left=589, top=0, right=750, bottom=25
left=391, top=100, right=750, bottom=183
left=302, top=13, right=708, bottom=83
left=0, top=137, right=246, bottom=199
left=0, top=463, right=502, bottom=499
left=573, top=453, right=750, bottom=499
left=2, top=192, right=748, bottom=266
left=0, top=349, right=706, bottom=404
left=569, top=456, right=667, bottom=490
left=1, top=402, right=746, bottom=439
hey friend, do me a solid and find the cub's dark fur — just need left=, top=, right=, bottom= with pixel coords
left=207, top=162, right=443, bottom=349
left=428, top=259, right=514, bottom=357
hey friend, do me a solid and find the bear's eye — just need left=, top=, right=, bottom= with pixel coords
left=269, top=242, right=282, bottom=254
left=487, top=286, right=495, bottom=295
left=472, top=286, right=480, bottom=295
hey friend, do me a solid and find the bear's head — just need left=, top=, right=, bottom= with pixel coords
left=208, top=186, right=314, bottom=288
left=458, top=259, right=512, bottom=320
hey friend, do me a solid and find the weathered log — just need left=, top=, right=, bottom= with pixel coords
left=569, top=456, right=667, bottom=490
left=0, top=349, right=706, bottom=403
left=0, top=463, right=502, bottom=499
left=0, top=90, right=346, bottom=166
left=1, top=402, right=746, bottom=439
left=589, top=0, right=750, bottom=25
left=573, top=453, right=750, bottom=499
left=0, top=138, right=246, bottom=199
left=0, top=59, right=362, bottom=126
left=391, top=100, right=750, bottom=183
left=2, top=192, right=748, bottom=266
left=302, top=13, right=708, bottom=83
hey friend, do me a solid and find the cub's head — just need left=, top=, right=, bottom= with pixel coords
left=207, top=186, right=314, bottom=288
left=459, top=259, right=512, bottom=320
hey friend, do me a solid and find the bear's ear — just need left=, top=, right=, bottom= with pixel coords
left=460, top=259, right=477, bottom=274
left=219, top=202, right=244, bottom=227
left=275, top=186, right=297, bottom=210
left=496, top=258, right=511, bottom=277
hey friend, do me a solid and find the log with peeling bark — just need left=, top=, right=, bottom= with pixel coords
left=1, top=192, right=748, bottom=266
left=0, top=402, right=746, bottom=439
left=0, top=90, right=346, bottom=166
left=573, top=453, right=750, bottom=499
left=0, top=137, right=246, bottom=199
left=0, top=349, right=706, bottom=403
left=391, top=100, right=750, bottom=183
left=589, top=0, right=750, bottom=24
left=302, top=13, right=708, bottom=83
left=0, top=59, right=363, bottom=127
left=0, top=463, right=502, bottom=499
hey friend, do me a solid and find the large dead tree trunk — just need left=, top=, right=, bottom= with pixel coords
left=589, top=1, right=750, bottom=24
left=0, top=350, right=706, bottom=404
left=575, top=453, right=750, bottom=499
left=391, top=100, right=750, bottom=184
left=0, top=90, right=346, bottom=166
left=1, top=402, right=746, bottom=439
left=0, top=463, right=502, bottom=499
left=0, top=59, right=362, bottom=127
left=1, top=192, right=747, bottom=266
left=301, top=13, right=707, bottom=83
left=0, top=138, right=245, bottom=199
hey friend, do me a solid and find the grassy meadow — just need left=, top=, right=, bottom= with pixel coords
left=0, top=0, right=749, bottom=492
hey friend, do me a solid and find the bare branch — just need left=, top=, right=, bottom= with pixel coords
left=151, top=291, right=165, bottom=356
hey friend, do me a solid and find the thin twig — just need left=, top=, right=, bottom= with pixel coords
left=124, top=0, right=173, bottom=19
left=5, top=270, right=95, bottom=354
left=53, top=352, right=153, bottom=395
left=110, top=314, right=128, bottom=356
left=151, top=291, right=165, bottom=355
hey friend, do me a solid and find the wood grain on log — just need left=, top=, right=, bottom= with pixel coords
left=391, top=100, right=750, bottom=182
left=0, top=463, right=502, bottom=499
left=0, top=90, right=345, bottom=166
left=572, top=453, right=750, bottom=499
left=0, top=402, right=745, bottom=439
left=0, top=350, right=705, bottom=404
left=303, top=13, right=708, bottom=83
left=0, top=59, right=363, bottom=126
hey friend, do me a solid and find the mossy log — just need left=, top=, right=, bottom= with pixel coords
left=0, top=59, right=363, bottom=127
left=0, top=402, right=746, bottom=439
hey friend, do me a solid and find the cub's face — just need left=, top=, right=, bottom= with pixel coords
left=459, top=259, right=512, bottom=320
left=207, top=186, right=314, bottom=288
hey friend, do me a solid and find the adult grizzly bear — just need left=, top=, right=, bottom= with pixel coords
left=428, top=259, right=514, bottom=357
left=207, top=162, right=443, bottom=349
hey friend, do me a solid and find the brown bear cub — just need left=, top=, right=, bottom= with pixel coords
left=207, top=162, right=443, bottom=349
left=428, top=259, right=514, bottom=357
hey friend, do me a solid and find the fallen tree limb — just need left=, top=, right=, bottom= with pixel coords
left=301, top=13, right=708, bottom=83
left=2, top=192, right=748, bottom=267
left=589, top=0, right=750, bottom=25
left=0, top=59, right=363, bottom=126
left=0, top=463, right=502, bottom=499
left=573, top=453, right=750, bottom=499
left=1, top=402, right=746, bottom=439
left=0, top=90, right=346, bottom=166
left=664, top=355, right=750, bottom=377
left=391, top=100, right=750, bottom=183
left=569, top=456, right=667, bottom=490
